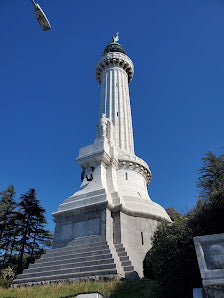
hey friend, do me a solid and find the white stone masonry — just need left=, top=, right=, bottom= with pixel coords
left=96, top=52, right=134, bottom=154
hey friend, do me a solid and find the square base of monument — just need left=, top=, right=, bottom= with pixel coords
left=53, top=205, right=161, bottom=278
left=53, top=209, right=106, bottom=248
left=12, top=202, right=163, bottom=286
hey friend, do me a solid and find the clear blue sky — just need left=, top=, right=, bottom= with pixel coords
left=1, top=0, right=223, bottom=232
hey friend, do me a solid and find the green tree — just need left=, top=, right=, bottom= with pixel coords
left=165, top=207, right=183, bottom=222
left=16, top=188, right=52, bottom=273
left=0, top=185, right=16, bottom=242
left=4, top=210, right=22, bottom=270
left=188, top=151, right=224, bottom=236
left=197, top=151, right=224, bottom=197
left=144, top=151, right=224, bottom=298
left=0, top=185, right=17, bottom=269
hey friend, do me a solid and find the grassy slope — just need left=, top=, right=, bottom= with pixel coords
left=0, top=279, right=160, bottom=298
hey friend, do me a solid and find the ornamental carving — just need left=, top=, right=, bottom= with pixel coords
left=81, top=166, right=94, bottom=182
left=208, top=244, right=224, bottom=269
left=118, top=160, right=151, bottom=185
left=96, top=52, right=134, bottom=84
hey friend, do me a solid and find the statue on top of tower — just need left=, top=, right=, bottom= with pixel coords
left=112, top=32, right=119, bottom=43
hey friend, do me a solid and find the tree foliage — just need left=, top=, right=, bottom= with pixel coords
left=188, top=151, right=224, bottom=236
left=0, top=186, right=53, bottom=276
left=16, top=188, right=52, bottom=273
left=197, top=151, right=224, bottom=197
left=0, top=185, right=17, bottom=269
left=165, top=207, right=183, bottom=222
left=0, top=185, right=16, bottom=242
left=144, top=151, right=224, bottom=298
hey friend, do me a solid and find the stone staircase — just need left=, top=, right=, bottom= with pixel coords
left=114, top=243, right=135, bottom=279
left=12, top=237, right=118, bottom=287
left=12, top=236, right=137, bottom=286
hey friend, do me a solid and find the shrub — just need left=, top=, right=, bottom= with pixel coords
left=0, top=266, right=15, bottom=288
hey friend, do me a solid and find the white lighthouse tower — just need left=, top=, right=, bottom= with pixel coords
left=13, top=35, right=170, bottom=286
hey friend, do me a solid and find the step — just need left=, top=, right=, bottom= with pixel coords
left=43, top=243, right=109, bottom=258
left=114, top=243, right=123, bottom=249
left=66, top=235, right=103, bottom=244
left=57, top=235, right=103, bottom=247
left=29, top=253, right=112, bottom=269
left=123, top=265, right=134, bottom=272
left=114, top=243, right=134, bottom=275
left=24, top=258, right=114, bottom=274
left=18, top=263, right=116, bottom=279
left=49, top=241, right=108, bottom=255
left=119, top=256, right=129, bottom=262
left=36, top=248, right=111, bottom=264
left=117, top=251, right=127, bottom=257
left=121, top=260, right=132, bottom=267
left=13, top=268, right=117, bottom=285
left=114, top=247, right=125, bottom=253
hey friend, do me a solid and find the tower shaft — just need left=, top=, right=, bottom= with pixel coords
left=99, top=65, right=134, bottom=153
left=96, top=52, right=134, bottom=155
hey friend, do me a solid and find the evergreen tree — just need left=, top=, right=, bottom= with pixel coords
left=188, top=151, right=224, bottom=235
left=197, top=151, right=224, bottom=198
left=0, top=185, right=17, bottom=269
left=0, top=185, right=16, bottom=242
left=16, top=188, right=52, bottom=273
left=4, top=210, right=22, bottom=270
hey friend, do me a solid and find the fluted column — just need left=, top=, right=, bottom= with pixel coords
left=96, top=52, right=134, bottom=154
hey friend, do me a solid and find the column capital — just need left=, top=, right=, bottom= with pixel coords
left=96, top=52, right=134, bottom=85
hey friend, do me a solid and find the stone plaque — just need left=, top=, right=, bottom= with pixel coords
left=58, top=217, right=101, bottom=241
left=73, top=217, right=101, bottom=238
left=194, top=233, right=224, bottom=287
